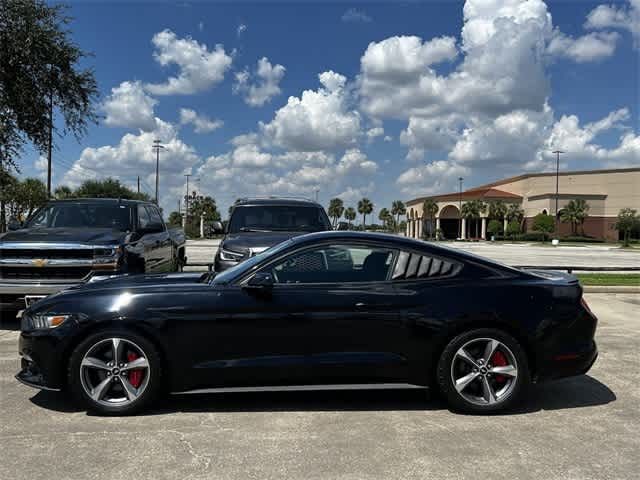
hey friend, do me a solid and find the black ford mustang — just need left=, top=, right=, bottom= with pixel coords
left=16, top=231, right=598, bottom=415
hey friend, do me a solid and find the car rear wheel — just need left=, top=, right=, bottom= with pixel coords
left=68, top=330, right=162, bottom=415
left=436, top=328, right=530, bottom=414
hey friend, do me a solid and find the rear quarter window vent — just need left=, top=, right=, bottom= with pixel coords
left=392, top=252, right=459, bottom=280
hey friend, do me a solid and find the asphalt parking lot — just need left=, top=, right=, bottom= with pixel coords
left=0, top=293, right=638, bottom=480
left=183, top=238, right=640, bottom=270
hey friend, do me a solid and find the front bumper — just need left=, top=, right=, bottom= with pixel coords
left=16, top=325, right=77, bottom=391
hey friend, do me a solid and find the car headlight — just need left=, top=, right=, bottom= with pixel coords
left=29, top=314, right=73, bottom=329
left=219, top=248, right=244, bottom=262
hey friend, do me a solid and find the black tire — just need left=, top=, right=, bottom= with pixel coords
left=436, top=328, right=530, bottom=414
left=68, top=329, right=163, bottom=415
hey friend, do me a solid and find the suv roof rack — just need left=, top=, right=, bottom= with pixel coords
left=234, top=195, right=317, bottom=204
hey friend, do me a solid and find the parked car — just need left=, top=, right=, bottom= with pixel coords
left=214, top=197, right=332, bottom=272
left=0, top=198, right=185, bottom=312
left=16, top=231, right=598, bottom=415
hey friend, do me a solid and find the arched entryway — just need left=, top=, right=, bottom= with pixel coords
left=438, top=205, right=460, bottom=240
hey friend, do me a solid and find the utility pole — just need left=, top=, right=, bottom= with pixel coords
left=314, top=188, right=319, bottom=202
left=184, top=174, right=192, bottom=228
left=552, top=150, right=565, bottom=238
left=152, top=140, right=165, bottom=204
left=137, top=176, right=140, bottom=194
left=47, top=89, right=53, bottom=197
left=458, top=177, right=464, bottom=239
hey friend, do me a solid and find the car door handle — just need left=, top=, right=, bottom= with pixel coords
left=355, top=302, right=393, bottom=309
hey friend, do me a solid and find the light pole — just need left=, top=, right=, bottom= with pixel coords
left=458, top=177, right=464, bottom=239
left=152, top=140, right=165, bottom=204
left=552, top=150, right=565, bottom=238
left=183, top=174, right=191, bottom=228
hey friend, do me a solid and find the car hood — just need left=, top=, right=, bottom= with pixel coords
left=222, top=231, right=308, bottom=254
left=0, top=227, right=128, bottom=246
left=72, top=272, right=210, bottom=292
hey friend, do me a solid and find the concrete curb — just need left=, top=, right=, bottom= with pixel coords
left=583, top=286, right=640, bottom=294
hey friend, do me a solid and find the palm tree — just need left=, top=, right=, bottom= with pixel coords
left=422, top=198, right=439, bottom=239
left=390, top=200, right=406, bottom=233
left=327, top=197, right=344, bottom=227
left=379, top=208, right=392, bottom=230
left=560, top=199, right=590, bottom=235
left=358, top=198, right=374, bottom=229
left=506, top=203, right=524, bottom=224
left=344, top=207, right=356, bottom=228
left=461, top=200, right=487, bottom=238
left=488, top=200, right=507, bottom=221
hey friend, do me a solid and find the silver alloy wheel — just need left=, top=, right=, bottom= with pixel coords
left=450, top=337, right=518, bottom=406
left=79, top=337, right=151, bottom=407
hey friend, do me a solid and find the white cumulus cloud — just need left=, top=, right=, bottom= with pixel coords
left=260, top=71, right=361, bottom=151
left=585, top=0, right=640, bottom=48
left=547, top=30, right=619, bottom=63
left=146, top=30, right=233, bottom=95
left=233, top=57, right=286, bottom=107
left=179, top=108, right=223, bottom=133
left=103, top=81, right=158, bottom=131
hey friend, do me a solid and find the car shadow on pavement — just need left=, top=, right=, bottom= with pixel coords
left=29, top=374, right=616, bottom=416
left=0, top=311, right=20, bottom=331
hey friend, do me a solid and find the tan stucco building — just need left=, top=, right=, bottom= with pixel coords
left=405, top=167, right=640, bottom=242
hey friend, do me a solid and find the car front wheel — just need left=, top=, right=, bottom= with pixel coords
left=437, top=328, right=530, bottom=414
left=68, top=330, right=162, bottom=415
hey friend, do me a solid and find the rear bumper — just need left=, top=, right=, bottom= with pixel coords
left=535, top=340, right=598, bottom=382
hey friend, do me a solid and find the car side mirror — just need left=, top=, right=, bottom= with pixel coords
left=212, top=220, right=224, bottom=234
left=8, top=219, right=22, bottom=231
left=245, top=271, right=274, bottom=290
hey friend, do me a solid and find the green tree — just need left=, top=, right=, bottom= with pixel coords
left=53, top=185, right=73, bottom=199
left=167, top=211, right=183, bottom=227
left=390, top=200, right=406, bottom=232
left=327, top=197, right=344, bottom=227
left=487, top=219, right=503, bottom=238
left=532, top=213, right=554, bottom=241
left=615, top=208, right=639, bottom=247
left=560, top=199, right=590, bottom=236
left=2, top=176, right=48, bottom=221
left=188, top=195, right=220, bottom=222
left=506, top=220, right=521, bottom=239
left=0, top=0, right=99, bottom=172
left=378, top=208, right=393, bottom=230
left=344, top=207, right=356, bottom=228
left=421, top=198, right=438, bottom=239
left=74, top=178, right=150, bottom=201
left=357, top=198, right=373, bottom=229
left=505, top=203, right=524, bottom=223
left=488, top=200, right=507, bottom=221
left=460, top=200, right=487, bottom=238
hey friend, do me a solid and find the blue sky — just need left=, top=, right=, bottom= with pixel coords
left=20, top=0, right=640, bottom=219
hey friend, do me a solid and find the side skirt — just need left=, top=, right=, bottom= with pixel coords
left=171, top=383, right=428, bottom=395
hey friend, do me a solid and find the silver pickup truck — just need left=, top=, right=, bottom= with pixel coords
left=0, top=198, right=186, bottom=312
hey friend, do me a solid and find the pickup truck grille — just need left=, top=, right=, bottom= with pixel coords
left=0, top=248, right=94, bottom=259
left=0, top=266, right=92, bottom=281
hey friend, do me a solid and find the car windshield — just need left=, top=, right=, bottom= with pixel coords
left=27, top=203, right=133, bottom=231
left=212, top=239, right=294, bottom=284
left=228, top=205, right=330, bottom=233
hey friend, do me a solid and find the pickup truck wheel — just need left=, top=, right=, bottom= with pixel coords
left=68, top=330, right=162, bottom=415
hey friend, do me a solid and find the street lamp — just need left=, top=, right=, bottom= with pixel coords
left=458, top=177, right=464, bottom=239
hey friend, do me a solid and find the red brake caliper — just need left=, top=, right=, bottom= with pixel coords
left=127, top=352, right=144, bottom=388
left=490, top=351, right=508, bottom=384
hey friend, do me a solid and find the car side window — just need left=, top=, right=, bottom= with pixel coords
left=268, top=244, right=395, bottom=284
left=392, top=251, right=459, bottom=280
left=146, top=206, right=163, bottom=227
left=137, top=205, right=151, bottom=229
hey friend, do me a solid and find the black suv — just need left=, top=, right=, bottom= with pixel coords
left=214, top=197, right=332, bottom=272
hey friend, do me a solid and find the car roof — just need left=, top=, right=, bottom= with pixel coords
left=47, top=198, right=152, bottom=206
left=233, top=197, right=322, bottom=207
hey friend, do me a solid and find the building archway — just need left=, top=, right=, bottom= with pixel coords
left=438, top=204, right=460, bottom=239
